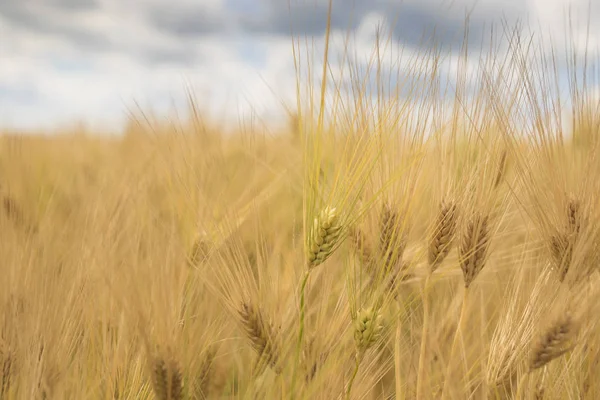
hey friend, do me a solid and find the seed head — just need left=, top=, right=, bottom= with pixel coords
left=151, top=355, right=183, bottom=400
left=428, top=200, right=458, bottom=272
left=353, top=307, right=383, bottom=357
left=308, top=206, right=343, bottom=268
left=238, top=302, right=281, bottom=373
left=530, top=312, right=577, bottom=371
left=459, top=213, right=490, bottom=288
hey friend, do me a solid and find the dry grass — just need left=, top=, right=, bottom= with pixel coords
left=1, top=5, right=600, bottom=400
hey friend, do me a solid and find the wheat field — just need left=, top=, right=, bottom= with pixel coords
left=1, top=11, right=600, bottom=400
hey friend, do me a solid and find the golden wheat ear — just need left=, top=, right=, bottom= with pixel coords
left=529, top=312, right=578, bottom=372
left=238, top=301, right=282, bottom=374
left=459, top=212, right=491, bottom=288
left=150, top=354, right=183, bottom=400
left=379, top=203, right=407, bottom=271
left=428, top=200, right=459, bottom=272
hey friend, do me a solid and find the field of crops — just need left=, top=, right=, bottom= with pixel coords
left=1, top=14, right=600, bottom=400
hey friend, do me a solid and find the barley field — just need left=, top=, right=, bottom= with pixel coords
left=1, top=12, right=600, bottom=400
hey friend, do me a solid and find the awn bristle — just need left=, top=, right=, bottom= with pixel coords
left=308, top=206, right=343, bottom=268
left=238, top=302, right=281, bottom=373
left=150, top=355, right=183, bottom=400
left=303, top=334, right=329, bottom=383
left=349, top=226, right=373, bottom=269
left=188, top=232, right=210, bottom=267
left=459, top=212, right=491, bottom=288
left=529, top=312, right=578, bottom=371
left=382, top=261, right=414, bottom=299
left=534, top=384, right=545, bottom=400
left=493, top=149, right=507, bottom=189
left=549, top=233, right=574, bottom=281
left=549, top=197, right=583, bottom=282
left=428, top=200, right=458, bottom=272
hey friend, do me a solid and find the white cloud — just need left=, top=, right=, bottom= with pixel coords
left=0, top=0, right=599, bottom=132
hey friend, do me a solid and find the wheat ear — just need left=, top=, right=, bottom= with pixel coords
left=346, top=306, right=383, bottom=400
left=515, top=312, right=578, bottom=399
left=459, top=213, right=490, bottom=288
left=379, top=203, right=407, bottom=273
left=150, top=354, right=183, bottom=400
left=529, top=312, right=577, bottom=371
left=238, top=302, right=281, bottom=374
left=307, top=206, right=343, bottom=268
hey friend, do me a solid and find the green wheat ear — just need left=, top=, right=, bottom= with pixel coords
left=353, top=307, right=383, bottom=357
left=307, top=206, right=343, bottom=268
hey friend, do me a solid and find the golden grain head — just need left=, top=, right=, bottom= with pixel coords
left=238, top=302, right=281, bottom=373
left=428, top=200, right=458, bottom=272
left=379, top=203, right=407, bottom=269
left=151, top=356, right=183, bottom=400
left=530, top=312, right=578, bottom=372
left=459, top=212, right=490, bottom=288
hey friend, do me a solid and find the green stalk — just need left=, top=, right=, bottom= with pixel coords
left=345, top=355, right=362, bottom=400
left=290, top=270, right=311, bottom=399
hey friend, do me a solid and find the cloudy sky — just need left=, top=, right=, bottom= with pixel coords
left=0, top=0, right=598, bottom=132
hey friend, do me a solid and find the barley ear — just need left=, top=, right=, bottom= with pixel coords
left=459, top=213, right=490, bottom=288
left=307, top=206, right=343, bottom=268
left=529, top=312, right=578, bottom=372
left=353, top=307, right=383, bottom=359
left=150, top=354, right=183, bottom=400
left=379, top=203, right=407, bottom=270
left=238, top=302, right=281, bottom=374
left=428, top=200, right=458, bottom=272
